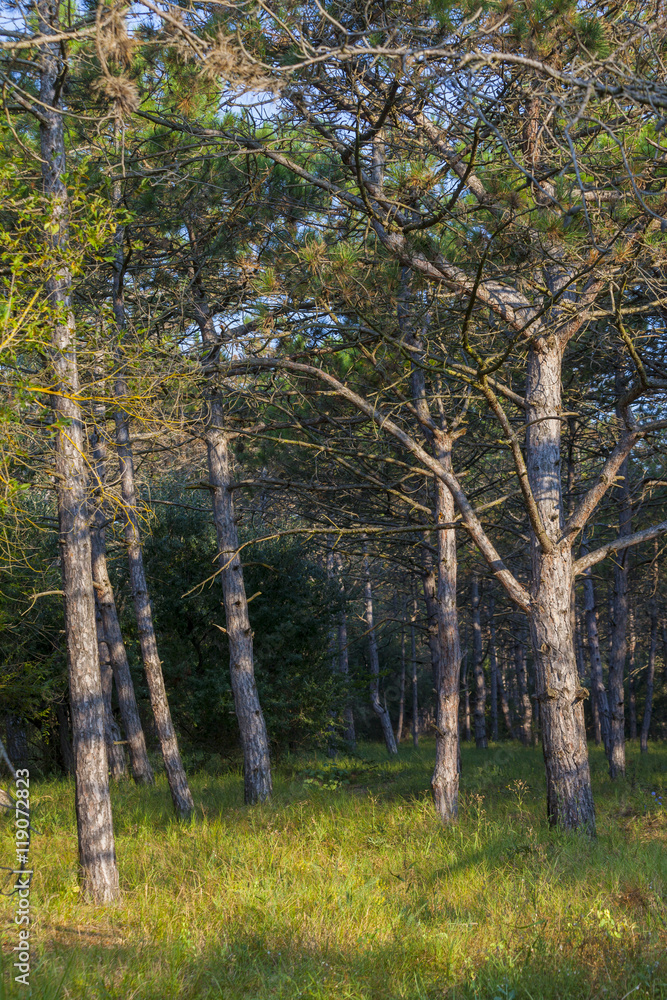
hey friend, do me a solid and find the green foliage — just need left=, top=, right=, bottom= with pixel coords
left=119, top=502, right=342, bottom=755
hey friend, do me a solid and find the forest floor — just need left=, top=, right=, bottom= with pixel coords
left=0, top=740, right=665, bottom=1000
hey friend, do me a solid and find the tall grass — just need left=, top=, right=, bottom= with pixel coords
left=0, top=740, right=665, bottom=999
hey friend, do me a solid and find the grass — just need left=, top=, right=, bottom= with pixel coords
left=0, top=739, right=666, bottom=999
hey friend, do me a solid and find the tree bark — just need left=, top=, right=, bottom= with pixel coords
left=640, top=544, right=659, bottom=753
left=497, top=650, right=516, bottom=739
left=396, top=611, right=406, bottom=743
left=461, top=643, right=471, bottom=742
left=471, top=574, right=488, bottom=748
left=488, top=597, right=499, bottom=741
left=411, top=590, right=419, bottom=747
left=192, top=279, right=272, bottom=803
left=90, top=528, right=154, bottom=785
left=112, top=218, right=193, bottom=819
left=607, top=456, right=631, bottom=778
left=38, top=0, right=120, bottom=902
left=334, top=552, right=356, bottom=745
left=628, top=611, right=637, bottom=741
left=95, top=605, right=126, bottom=780
left=525, top=340, right=595, bottom=833
left=430, top=434, right=462, bottom=821
left=89, top=391, right=154, bottom=786
left=514, top=629, right=533, bottom=746
left=363, top=543, right=398, bottom=754
left=421, top=540, right=441, bottom=692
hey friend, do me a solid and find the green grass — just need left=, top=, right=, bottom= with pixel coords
left=1, top=740, right=666, bottom=999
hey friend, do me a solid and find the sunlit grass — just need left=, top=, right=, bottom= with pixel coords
left=0, top=740, right=666, bottom=999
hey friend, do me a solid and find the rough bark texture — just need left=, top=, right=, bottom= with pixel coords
left=113, top=238, right=193, bottom=819
left=363, top=545, right=398, bottom=755
left=193, top=282, right=272, bottom=803
left=471, top=575, right=488, bottom=748
left=334, top=552, right=356, bottom=745
left=488, top=598, right=499, bottom=741
left=607, top=458, right=631, bottom=778
left=90, top=529, right=154, bottom=785
left=411, top=593, right=419, bottom=747
left=115, top=410, right=194, bottom=817
left=526, top=340, right=595, bottom=833
left=430, top=436, right=462, bottom=823
left=95, top=606, right=126, bottom=780
left=39, top=0, right=120, bottom=902
left=640, top=547, right=659, bottom=753
left=89, top=405, right=153, bottom=786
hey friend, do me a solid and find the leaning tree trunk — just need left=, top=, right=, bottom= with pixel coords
left=334, top=551, right=356, bottom=745
left=410, top=591, right=419, bottom=747
left=38, top=0, right=120, bottom=902
left=95, top=607, right=127, bottom=780
left=362, top=544, right=398, bottom=754
left=607, top=456, right=632, bottom=778
left=471, top=574, right=488, bottom=748
left=640, top=544, right=659, bottom=753
left=430, top=434, right=462, bottom=822
left=193, top=290, right=272, bottom=804
left=526, top=339, right=595, bottom=833
left=89, top=393, right=154, bottom=785
left=113, top=320, right=193, bottom=818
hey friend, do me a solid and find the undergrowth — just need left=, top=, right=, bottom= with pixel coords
left=0, top=740, right=665, bottom=999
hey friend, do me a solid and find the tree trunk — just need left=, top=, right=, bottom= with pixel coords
left=54, top=702, right=74, bottom=775
left=607, top=456, right=631, bottom=778
left=334, top=552, right=355, bottom=745
left=396, top=612, right=406, bottom=743
left=430, top=434, right=462, bottom=822
left=514, top=630, right=533, bottom=746
left=628, top=612, right=637, bottom=741
left=113, top=236, right=194, bottom=820
left=497, top=650, right=516, bottom=738
left=5, top=717, right=29, bottom=770
left=411, top=591, right=419, bottom=747
left=640, top=545, right=659, bottom=753
left=581, top=563, right=610, bottom=753
left=471, top=574, right=488, bottom=748
left=363, top=544, right=397, bottom=754
left=89, top=395, right=154, bottom=786
left=461, top=645, right=471, bottom=741
left=192, top=281, right=272, bottom=803
left=525, top=340, right=595, bottom=833
left=421, top=541, right=441, bottom=692
left=488, top=597, right=499, bottom=741
left=95, top=606, right=126, bottom=780
left=38, top=0, right=120, bottom=902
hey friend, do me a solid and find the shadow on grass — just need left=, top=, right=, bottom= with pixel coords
left=7, top=915, right=667, bottom=1000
